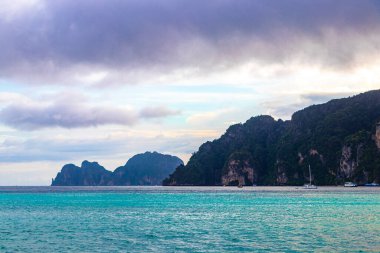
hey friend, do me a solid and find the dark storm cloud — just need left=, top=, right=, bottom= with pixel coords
left=1, top=0, right=380, bottom=83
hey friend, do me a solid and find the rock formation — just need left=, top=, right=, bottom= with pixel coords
left=52, top=152, right=183, bottom=186
left=221, top=152, right=257, bottom=186
left=52, top=161, right=113, bottom=186
left=338, top=145, right=359, bottom=179
left=112, top=151, right=183, bottom=185
left=164, top=90, right=380, bottom=186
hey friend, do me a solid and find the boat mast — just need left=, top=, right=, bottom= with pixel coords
left=309, top=165, right=312, bottom=185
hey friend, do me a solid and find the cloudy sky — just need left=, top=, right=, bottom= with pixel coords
left=1, top=0, right=380, bottom=185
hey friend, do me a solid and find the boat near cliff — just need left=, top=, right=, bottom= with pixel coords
left=303, top=165, right=317, bottom=189
left=303, top=184, right=317, bottom=189
left=344, top=182, right=357, bottom=187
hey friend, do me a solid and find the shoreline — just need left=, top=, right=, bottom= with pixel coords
left=0, top=185, right=379, bottom=193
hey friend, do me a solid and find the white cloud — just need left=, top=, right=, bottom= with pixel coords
left=186, top=108, right=236, bottom=125
left=0, top=92, right=32, bottom=104
left=0, top=0, right=44, bottom=21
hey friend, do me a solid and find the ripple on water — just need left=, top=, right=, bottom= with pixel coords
left=0, top=187, right=379, bottom=252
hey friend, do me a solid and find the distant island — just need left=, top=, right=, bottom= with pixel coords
left=51, top=151, right=183, bottom=186
left=164, top=90, right=380, bottom=186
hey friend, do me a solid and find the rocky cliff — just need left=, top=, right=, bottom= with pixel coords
left=52, top=161, right=113, bottom=186
left=112, top=152, right=183, bottom=185
left=338, top=145, right=360, bottom=180
left=51, top=152, right=183, bottom=186
left=221, top=152, right=257, bottom=186
left=164, top=90, right=380, bottom=186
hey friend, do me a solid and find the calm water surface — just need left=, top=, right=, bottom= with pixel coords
left=0, top=186, right=379, bottom=252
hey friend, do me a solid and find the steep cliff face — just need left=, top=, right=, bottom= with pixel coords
left=338, top=145, right=360, bottom=180
left=164, top=115, right=283, bottom=186
left=275, top=160, right=289, bottom=185
left=221, top=152, right=257, bottom=186
left=164, top=90, right=380, bottom=186
left=336, top=129, right=380, bottom=184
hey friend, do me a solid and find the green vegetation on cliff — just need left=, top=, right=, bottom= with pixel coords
left=113, top=151, right=183, bottom=185
left=52, top=152, right=183, bottom=186
left=164, top=90, right=380, bottom=186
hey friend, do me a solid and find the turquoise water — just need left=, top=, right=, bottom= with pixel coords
left=0, top=187, right=379, bottom=252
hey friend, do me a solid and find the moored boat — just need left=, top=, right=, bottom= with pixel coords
left=303, top=184, right=318, bottom=189
left=344, top=182, right=357, bottom=187
left=303, top=165, right=317, bottom=189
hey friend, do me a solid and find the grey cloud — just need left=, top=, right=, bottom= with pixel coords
left=1, top=0, right=380, bottom=84
left=0, top=102, right=138, bottom=130
left=139, top=106, right=180, bottom=118
left=0, top=99, right=178, bottom=130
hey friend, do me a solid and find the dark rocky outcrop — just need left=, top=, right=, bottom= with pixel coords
left=51, top=152, right=183, bottom=186
left=112, top=152, right=183, bottom=185
left=51, top=161, right=113, bottom=186
left=164, top=90, right=380, bottom=186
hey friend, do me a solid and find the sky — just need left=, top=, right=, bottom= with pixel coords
left=1, top=0, right=380, bottom=185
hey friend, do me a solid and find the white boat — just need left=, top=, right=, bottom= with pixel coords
left=344, top=182, right=357, bottom=187
left=303, top=184, right=318, bottom=189
left=304, top=165, right=317, bottom=189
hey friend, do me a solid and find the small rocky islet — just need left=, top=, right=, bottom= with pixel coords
left=51, top=151, right=183, bottom=186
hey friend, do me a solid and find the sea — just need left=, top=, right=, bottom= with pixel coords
left=0, top=186, right=379, bottom=252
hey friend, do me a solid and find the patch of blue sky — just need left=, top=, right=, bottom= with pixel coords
left=0, top=80, right=25, bottom=93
